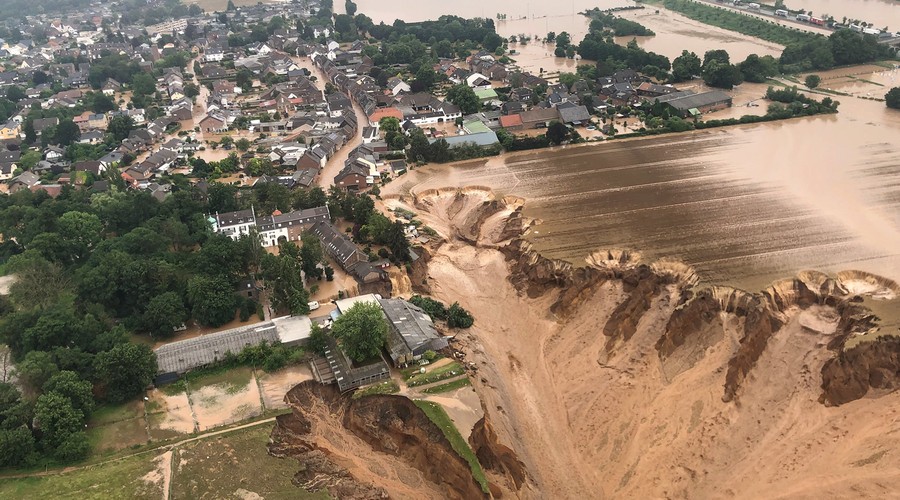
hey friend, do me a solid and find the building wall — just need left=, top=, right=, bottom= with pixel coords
left=335, top=172, right=367, bottom=191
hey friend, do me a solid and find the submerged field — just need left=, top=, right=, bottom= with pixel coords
left=385, top=70, right=900, bottom=293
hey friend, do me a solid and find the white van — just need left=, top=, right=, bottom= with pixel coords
left=308, top=301, right=320, bottom=311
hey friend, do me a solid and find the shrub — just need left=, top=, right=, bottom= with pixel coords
left=447, top=302, right=474, bottom=329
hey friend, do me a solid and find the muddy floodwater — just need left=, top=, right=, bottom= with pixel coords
left=386, top=68, right=900, bottom=292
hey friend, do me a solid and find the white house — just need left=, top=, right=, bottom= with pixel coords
left=466, top=73, right=492, bottom=91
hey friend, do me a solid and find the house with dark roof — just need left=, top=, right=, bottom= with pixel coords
left=309, top=220, right=362, bottom=272
left=520, top=107, right=561, bottom=129
left=557, top=103, right=592, bottom=125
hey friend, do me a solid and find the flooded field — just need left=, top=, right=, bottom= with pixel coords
left=385, top=67, right=900, bottom=292
left=614, top=9, right=784, bottom=61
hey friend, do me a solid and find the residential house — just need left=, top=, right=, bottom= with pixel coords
left=0, top=121, right=21, bottom=140
left=466, top=73, right=492, bottom=90
left=199, top=113, right=227, bottom=133
left=8, top=170, right=40, bottom=193
left=334, top=157, right=375, bottom=191
left=0, top=162, right=17, bottom=181
left=32, top=117, right=58, bottom=137
left=557, top=103, right=592, bottom=125
left=387, top=76, right=411, bottom=96
left=519, top=107, right=561, bottom=129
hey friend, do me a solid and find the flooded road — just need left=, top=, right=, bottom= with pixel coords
left=386, top=67, right=900, bottom=291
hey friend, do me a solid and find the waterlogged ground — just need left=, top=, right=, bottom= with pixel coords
left=385, top=69, right=900, bottom=293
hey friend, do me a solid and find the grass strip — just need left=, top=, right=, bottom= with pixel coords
left=351, top=381, right=400, bottom=399
left=422, top=377, right=472, bottom=394
left=413, top=400, right=489, bottom=494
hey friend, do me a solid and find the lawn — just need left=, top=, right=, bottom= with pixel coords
left=0, top=453, right=164, bottom=499
left=170, top=425, right=328, bottom=500
left=413, top=400, right=489, bottom=494
left=406, top=361, right=465, bottom=387
left=352, top=380, right=400, bottom=399
left=85, top=401, right=150, bottom=456
left=422, top=376, right=471, bottom=394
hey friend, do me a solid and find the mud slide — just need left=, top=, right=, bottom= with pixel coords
left=268, top=382, right=489, bottom=499
left=394, top=186, right=900, bottom=499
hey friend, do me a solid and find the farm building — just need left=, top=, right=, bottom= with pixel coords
left=379, top=298, right=449, bottom=366
left=153, top=316, right=313, bottom=384
left=655, top=90, right=733, bottom=117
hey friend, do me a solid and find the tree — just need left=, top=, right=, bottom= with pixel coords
left=546, top=121, right=569, bottom=145
left=227, top=0, right=236, bottom=10
left=93, top=343, right=157, bottom=403
left=261, top=241, right=310, bottom=315
left=0, top=426, right=35, bottom=467
left=702, top=49, right=730, bottom=68
left=447, top=302, right=474, bottom=328
left=142, top=292, right=188, bottom=337
left=43, top=371, right=95, bottom=417
left=345, top=0, right=357, bottom=16
left=331, top=302, right=389, bottom=362
left=53, top=120, right=81, bottom=146
left=299, top=233, right=324, bottom=279
left=131, top=73, right=156, bottom=96
left=886, top=87, right=900, bottom=110
left=702, top=60, right=744, bottom=89
left=187, top=275, right=237, bottom=327
left=235, top=138, right=252, bottom=151
left=33, top=392, right=83, bottom=449
left=805, top=74, right=821, bottom=89
left=445, top=84, right=480, bottom=115
left=16, top=351, right=59, bottom=390
left=379, top=116, right=401, bottom=133
left=89, top=92, right=115, bottom=113
left=5, top=85, right=25, bottom=102
left=738, top=54, right=778, bottom=83
left=307, top=323, right=329, bottom=356
left=107, top=114, right=135, bottom=142
left=57, top=211, right=103, bottom=262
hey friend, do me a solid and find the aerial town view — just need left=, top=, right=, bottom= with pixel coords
left=0, top=0, right=897, bottom=497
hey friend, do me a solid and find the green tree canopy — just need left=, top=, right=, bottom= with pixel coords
left=142, top=292, right=188, bottom=337
left=884, top=87, right=900, bottom=109
left=546, top=121, right=570, bottom=145
left=446, top=84, right=480, bottom=115
left=187, top=275, right=237, bottom=327
left=331, top=302, right=388, bottom=362
left=93, top=343, right=157, bottom=403
left=43, top=370, right=95, bottom=417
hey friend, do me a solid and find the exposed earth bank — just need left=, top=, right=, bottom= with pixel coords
left=395, top=187, right=900, bottom=498
left=270, top=187, right=900, bottom=499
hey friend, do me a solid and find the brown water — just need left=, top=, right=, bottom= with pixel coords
left=778, top=0, right=899, bottom=29
left=386, top=69, right=900, bottom=291
left=349, top=2, right=900, bottom=292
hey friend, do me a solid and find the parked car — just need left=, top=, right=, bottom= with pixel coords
left=308, top=301, right=320, bottom=311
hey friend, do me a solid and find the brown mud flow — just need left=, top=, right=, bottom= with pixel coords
left=271, top=188, right=900, bottom=498
left=383, top=188, right=900, bottom=498
left=387, top=101, right=900, bottom=295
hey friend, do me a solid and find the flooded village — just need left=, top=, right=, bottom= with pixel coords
left=0, top=0, right=899, bottom=498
